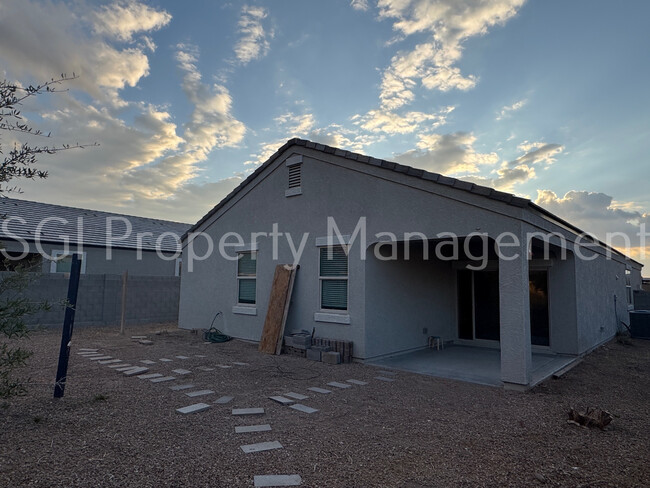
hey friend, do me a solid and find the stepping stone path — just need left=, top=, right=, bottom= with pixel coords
left=115, top=365, right=136, bottom=371
left=169, top=384, right=195, bottom=391
left=269, top=396, right=294, bottom=405
left=109, top=363, right=130, bottom=369
left=253, top=475, right=302, bottom=487
left=175, top=356, right=190, bottom=360
left=172, top=369, right=191, bottom=375
left=307, top=387, right=332, bottom=394
left=327, top=381, right=351, bottom=389
left=236, top=424, right=271, bottom=433
left=197, top=366, right=214, bottom=371
left=284, top=392, right=308, bottom=400
left=98, top=359, right=122, bottom=365
left=375, top=376, right=395, bottom=382
left=176, top=403, right=210, bottom=415
left=214, top=396, right=234, bottom=404
left=232, top=408, right=264, bottom=416
left=79, top=348, right=98, bottom=352
left=241, top=441, right=283, bottom=454
left=159, top=358, right=173, bottom=362
left=140, top=360, right=156, bottom=365
left=150, top=376, right=176, bottom=383
left=123, top=367, right=149, bottom=376
left=289, top=404, right=318, bottom=414
left=138, top=373, right=163, bottom=380
left=185, top=389, right=214, bottom=398
left=346, top=379, right=368, bottom=385
left=89, top=356, right=112, bottom=361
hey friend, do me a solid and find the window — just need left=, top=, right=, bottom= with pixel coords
left=237, top=251, right=257, bottom=304
left=319, top=246, right=348, bottom=310
left=625, top=269, right=633, bottom=307
left=50, top=251, right=86, bottom=274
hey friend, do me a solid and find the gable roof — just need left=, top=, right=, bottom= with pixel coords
left=186, top=138, right=641, bottom=266
left=0, top=198, right=191, bottom=252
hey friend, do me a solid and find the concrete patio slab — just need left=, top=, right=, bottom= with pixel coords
left=269, top=396, right=294, bottom=405
left=137, top=373, right=163, bottom=380
left=214, top=396, right=234, bottom=404
left=346, top=379, right=368, bottom=385
left=327, top=381, right=351, bottom=389
left=169, top=384, right=195, bottom=391
left=150, top=376, right=176, bottom=383
left=284, top=392, right=308, bottom=400
left=240, top=441, right=283, bottom=454
left=289, top=404, right=318, bottom=414
left=176, top=403, right=210, bottom=414
left=235, top=424, right=272, bottom=433
left=254, top=474, right=302, bottom=487
left=185, top=389, right=214, bottom=397
left=232, top=408, right=264, bottom=416
left=307, top=387, right=331, bottom=394
left=172, top=369, right=191, bottom=375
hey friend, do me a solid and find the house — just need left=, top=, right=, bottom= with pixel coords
left=178, top=139, right=643, bottom=389
left=0, top=198, right=191, bottom=276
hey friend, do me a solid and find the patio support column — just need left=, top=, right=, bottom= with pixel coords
left=499, top=228, right=531, bottom=388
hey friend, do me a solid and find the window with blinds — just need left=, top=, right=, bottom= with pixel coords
left=319, top=246, right=348, bottom=311
left=237, top=251, right=257, bottom=304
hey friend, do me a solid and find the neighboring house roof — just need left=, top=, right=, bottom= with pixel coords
left=186, top=138, right=641, bottom=267
left=0, top=198, right=191, bottom=252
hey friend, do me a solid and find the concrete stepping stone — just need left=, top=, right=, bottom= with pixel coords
left=109, top=363, right=130, bottom=369
left=235, top=424, right=271, bottom=433
left=159, top=358, right=173, bottom=362
left=254, top=474, right=302, bottom=487
left=217, top=365, right=232, bottom=369
left=284, top=392, right=308, bottom=400
left=185, top=389, right=214, bottom=398
left=138, top=373, right=163, bottom=380
left=175, top=355, right=190, bottom=360
left=79, top=348, right=98, bottom=352
left=78, top=352, right=101, bottom=356
left=98, top=359, right=122, bottom=365
left=115, top=365, right=136, bottom=371
left=214, top=396, right=234, bottom=404
left=378, top=370, right=397, bottom=376
left=327, top=381, right=351, bottom=389
left=346, top=379, right=368, bottom=385
left=232, top=407, right=264, bottom=416
left=169, top=384, right=195, bottom=391
left=197, top=366, right=215, bottom=371
left=269, top=396, right=294, bottom=405
left=307, top=387, right=331, bottom=394
left=150, top=376, right=176, bottom=383
left=172, top=368, right=191, bottom=375
left=140, top=360, right=156, bottom=365
left=375, top=376, right=395, bottom=382
left=88, top=355, right=112, bottom=361
left=232, top=362, right=249, bottom=366
left=176, top=403, right=210, bottom=414
left=240, top=441, right=283, bottom=454
left=289, top=404, right=319, bottom=414
left=131, top=335, right=147, bottom=339
left=124, top=367, right=149, bottom=376
left=139, top=340, right=154, bottom=345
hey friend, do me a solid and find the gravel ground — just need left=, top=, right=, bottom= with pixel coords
left=1, top=324, right=649, bottom=488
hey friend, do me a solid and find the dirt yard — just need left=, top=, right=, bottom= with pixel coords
left=1, top=324, right=649, bottom=488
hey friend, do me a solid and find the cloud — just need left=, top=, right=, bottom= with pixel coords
left=496, top=98, right=527, bottom=120
left=350, top=0, right=370, bottom=11
left=353, top=106, right=454, bottom=134
left=234, top=5, right=272, bottom=65
left=91, top=1, right=172, bottom=42
left=274, top=112, right=316, bottom=135
left=509, top=142, right=563, bottom=167
left=375, top=0, right=525, bottom=108
left=394, top=132, right=499, bottom=174
left=535, top=190, right=650, bottom=265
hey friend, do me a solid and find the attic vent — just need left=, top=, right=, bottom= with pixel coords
left=288, top=164, right=301, bottom=189
left=284, top=154, right=303, bottom=197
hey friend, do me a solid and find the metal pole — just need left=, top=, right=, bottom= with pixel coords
left=120, top=270, right=128, bottom=335
left=53, top=254, right=82, bottom=398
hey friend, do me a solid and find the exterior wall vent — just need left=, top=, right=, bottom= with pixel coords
left=285, top=154, right=303, bottom=197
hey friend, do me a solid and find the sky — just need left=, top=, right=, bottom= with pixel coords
left=1, top=0, right=649, bottom=268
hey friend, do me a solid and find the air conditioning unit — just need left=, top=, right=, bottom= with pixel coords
left=629, top=311, right=650, bottom=339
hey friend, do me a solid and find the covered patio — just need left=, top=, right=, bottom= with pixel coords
left=368, top=345, right=579, bottom=387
